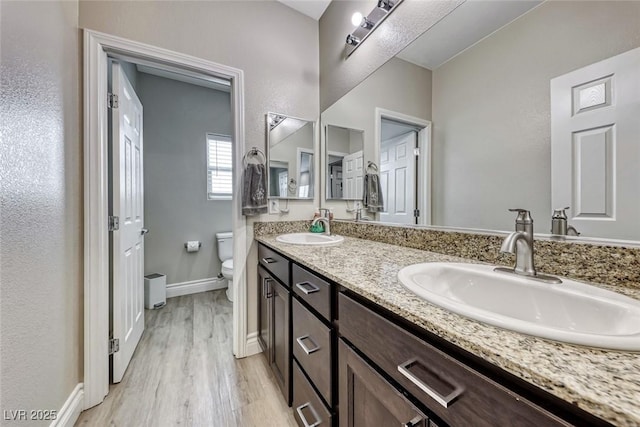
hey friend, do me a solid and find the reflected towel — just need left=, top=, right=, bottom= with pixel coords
left=242, top=164, right=268, bottom=216
left=363, top=173, right=384, bottom=213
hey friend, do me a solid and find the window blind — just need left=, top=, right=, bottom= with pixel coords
left=207, top=134, right=233, bottom=199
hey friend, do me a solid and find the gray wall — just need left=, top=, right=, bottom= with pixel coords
left=79, top=0, right=320, bottom=334
left=431, top=1, right=640, bottom=231
left=0, top=0, right=82, bottom=424
left=322, top=58, right=432, bottom=217
left=138, top=73, right=232, bottom=285
left=319, top=0, right=462, bottom=110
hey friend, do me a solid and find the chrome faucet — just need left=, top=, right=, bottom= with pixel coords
left=551, top=207, right=580, bottom=236
left=494, top=209, right=562, bottom=284
left=355, top=208, right=370, bottom=222
left=311, top=217, right=331, bottom=236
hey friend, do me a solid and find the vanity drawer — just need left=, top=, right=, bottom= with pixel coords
left=293, top=361, right=332, bottom=427
left=292, top=263, right=331, bottom=321
left=338, top=293, right=570, bottom=427
left=258, top=244, right=289, bottom=285
left=292, top=297, right=332, bottom=405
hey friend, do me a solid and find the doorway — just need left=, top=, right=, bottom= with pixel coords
left=375, top=108, right=432, bottom=226
left=108, top=57, right=236, bottom=384
left=84, top=30, right=248, bottom=409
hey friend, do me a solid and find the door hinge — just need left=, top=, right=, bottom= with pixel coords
left=414, top=209, right=420, bottom=218
left=108, top=93, right=119, bottom=109
left=108, top=338, right=120, bottom=355
left=413, top=147, right=420, bottom=156
left=108, top=215, right=120, bottom=231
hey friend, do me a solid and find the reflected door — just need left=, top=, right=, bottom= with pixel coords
left=343, top=150, right=364, bottom=199
left=379, top=132, right=417, bottom=224
left=551, top=47, right=640, bottom=240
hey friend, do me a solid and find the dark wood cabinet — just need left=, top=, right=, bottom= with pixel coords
left=256, top=242, right=606, bottom=427
left=257, top=265, right=271, bottom=354
left=271, top=279, right=290, bottom=403
left=257, top=261, right=291, bottom=405
left=339, top=339, right=429, bottom=427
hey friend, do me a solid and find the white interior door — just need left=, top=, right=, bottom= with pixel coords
left=342, top=150, right=363, bottom=199
left=379, top=132, right=417, bottom=224
left=111, top=62, right=145, bottom=383
left=551, top=47, right=640, bottom=240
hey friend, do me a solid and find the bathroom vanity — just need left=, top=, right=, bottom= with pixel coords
left=255, top=233, right=640, bottom=427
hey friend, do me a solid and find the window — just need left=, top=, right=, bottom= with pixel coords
left=207, top=134, right=233, bottom=200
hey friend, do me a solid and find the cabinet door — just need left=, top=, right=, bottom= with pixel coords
left=257, top=266, right=272, bottom=358
left=271, top=280, right=291, bottom=404
left=339, top=339, right=428, bottom=427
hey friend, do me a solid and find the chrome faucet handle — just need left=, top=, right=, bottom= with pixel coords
left=508, top=208, right=533, bottom=224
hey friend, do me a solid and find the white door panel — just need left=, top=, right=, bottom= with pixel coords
left=551, top=47, right=640, bottom=240
left=379, top=132, right=417, bottom=224
left=112, top=62, right=145, bottom=383
left=343, top=150, right=364, bottom=199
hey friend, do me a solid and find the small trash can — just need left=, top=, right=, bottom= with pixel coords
left=144, top=273, right=166, bottom=309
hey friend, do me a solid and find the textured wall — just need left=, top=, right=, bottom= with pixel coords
left=431, top=1, right=640, bottom=233
left=79, top=0, right=320, bottom=335
left=321, top=58, right=432, bottom=218
left=138, top=73, right=233, bottom=285
left=319, top=0, right=462, bottom=111
left=0, top=0, right=82, bottom=424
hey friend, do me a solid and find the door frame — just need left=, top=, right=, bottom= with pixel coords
left=375, top=108, right=431, bottom=225
left=83, top=29, right=247, bottom=409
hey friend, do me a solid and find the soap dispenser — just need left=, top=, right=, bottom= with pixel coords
left=551, top=207, right=569, bottom=235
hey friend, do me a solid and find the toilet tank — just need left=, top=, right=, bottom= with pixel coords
left=216, top=232, right=233, bottom=261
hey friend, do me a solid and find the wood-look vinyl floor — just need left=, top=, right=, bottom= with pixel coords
left=76, top=290, right=297, bottom=427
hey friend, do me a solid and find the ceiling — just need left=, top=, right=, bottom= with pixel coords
left=397, top=0, right=542, bottom=70
left=277, top=0, right=332, bottom=20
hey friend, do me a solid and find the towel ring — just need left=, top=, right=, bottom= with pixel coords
left=367, top=161, right=379, bottom=173
left=243, top=147, right=266, bottom=167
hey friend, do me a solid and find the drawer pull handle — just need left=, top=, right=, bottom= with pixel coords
left=397, top=358, right=463, bottom=408
left=403, top=416, right=424, bottom=427
left=263, top=278, right=273, bottom=299
left=262, top=257, right=277, bottom=264
left=296, top=402, right=321, bottom=427
left=295, top=281, right=321, bottom=295
left=296, top=335, right=321, bottom=355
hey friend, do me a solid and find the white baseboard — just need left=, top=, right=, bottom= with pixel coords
left=166, top=277, right=226, bottom=298
left=245, top=331, right=262, bottom=357
left=51, top=383, right=83, bottom=427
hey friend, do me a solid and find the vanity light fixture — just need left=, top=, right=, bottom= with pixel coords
left=344, top=0, right=403, bottom=57
left=268, top=114, right=286, bottom=130
left=377, top=0, right=394, bottom=12
left=346, top=34, right=360, bottom=46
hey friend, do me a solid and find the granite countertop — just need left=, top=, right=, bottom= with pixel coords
left=256, top=234, right=640, bottom=426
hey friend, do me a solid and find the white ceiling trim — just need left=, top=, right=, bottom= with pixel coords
left=277, top=0, right=332, bottom=20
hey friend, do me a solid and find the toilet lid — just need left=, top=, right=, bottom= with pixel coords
left=222, top=259, right=233, bottom=270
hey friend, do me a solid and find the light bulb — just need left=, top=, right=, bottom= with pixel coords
left=351, top=12, right=363, bottom=27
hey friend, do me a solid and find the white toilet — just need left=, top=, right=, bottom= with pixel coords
left=216, top=232, right=234, bottom=301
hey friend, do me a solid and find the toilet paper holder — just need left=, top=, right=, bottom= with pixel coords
left=184, top=242, right=202, bottom=249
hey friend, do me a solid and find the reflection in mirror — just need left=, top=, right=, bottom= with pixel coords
left=320, top=1, right=640, bottom=241
left=325, top=125, right=364, bottom=200
left=267, top=113, right=315, bottom=199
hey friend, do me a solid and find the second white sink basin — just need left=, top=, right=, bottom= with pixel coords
left=397, top=262, right=640, bottom=351
left=276, top=232, right=344, bottom=246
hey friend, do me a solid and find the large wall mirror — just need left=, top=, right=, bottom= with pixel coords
left=321, top=1, right=640, bottom=241
left=267, top=113, right=315, bottom=199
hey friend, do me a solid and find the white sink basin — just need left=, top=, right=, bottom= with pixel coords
left=397, top=262, right=640, bottom=351
left=276, top=232, right=344, bottom=246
